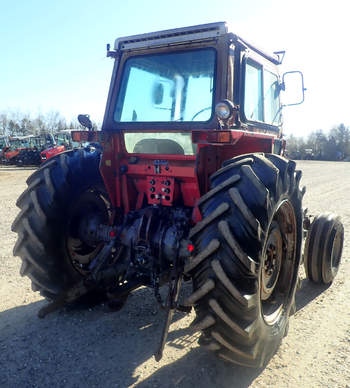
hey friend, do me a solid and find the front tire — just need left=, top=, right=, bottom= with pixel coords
left=304, top=213, right=344, bottom=284
left=185, top=153, right=303, bottom=367
left=11, top=148, right=110, bottom=299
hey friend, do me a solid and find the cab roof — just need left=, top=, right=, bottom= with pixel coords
left=113, top=22, right=282, bottom=65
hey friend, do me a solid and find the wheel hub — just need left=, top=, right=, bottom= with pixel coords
left=66, top=189, right=110, bottom=274
left=261, top=223, right=283, bottom=301
left=260, top=200, right=298, bottom=326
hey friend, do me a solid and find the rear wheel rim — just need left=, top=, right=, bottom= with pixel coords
left=261, top=223, right=283, bottom=301
left=65, top=188, right=110, bottom=275
left=261, top=200, right=297, bottom=325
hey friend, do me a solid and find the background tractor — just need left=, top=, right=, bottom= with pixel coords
left=0, top=136, right=9, bottom=162
left=1, top=136, right=28, bottom=164
left=40, top=129, right=92, bottom=163
left=1, top=135, right=51, bottom=166
left=40, top=130, right=75, bottom=162
left=14, top=135, right=47, bottom=166
left=12, top=22, right=344, bottom=368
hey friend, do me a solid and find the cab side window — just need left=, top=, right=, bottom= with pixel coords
left=264, top=70, right=280, bottom=124
left=244, top=58, right=280, bottom=125
left=244, top=60, right=263, bottom=122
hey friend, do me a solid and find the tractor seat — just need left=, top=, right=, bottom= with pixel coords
left=133, top=139, right=184, bottom=155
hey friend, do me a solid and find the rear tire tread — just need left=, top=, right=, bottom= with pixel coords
left=190, top=314, right=216, bottom=331
left=12, top=148, right=103, bottom=297
left=184, top=279, right=215, bottom=306
left=189, top=202, right=230, bottom=238
left=210, top=260, right=256, bottom=308
left=189, top=153, right=303, bottom=368
left=218, top=220, right=258, bottom=274
left=184, top=239, right=220, bottom=273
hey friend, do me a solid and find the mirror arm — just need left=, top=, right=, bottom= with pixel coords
left=106, top=43, right=119, bottom=58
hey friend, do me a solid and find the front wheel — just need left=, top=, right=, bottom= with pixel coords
left=185, top=153, right=304, bottom=367
left=304, top=213, right=344, bottom=284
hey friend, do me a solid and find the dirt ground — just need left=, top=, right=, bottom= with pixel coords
left=0, top=161, right=349, bottom=388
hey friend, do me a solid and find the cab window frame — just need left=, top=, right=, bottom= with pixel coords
left=241, top=54, right=281, bottom=129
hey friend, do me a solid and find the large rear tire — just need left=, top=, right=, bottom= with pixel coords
left=11, top=148, right=110, bottom=299
left=185, top=153, right=303, bottom=367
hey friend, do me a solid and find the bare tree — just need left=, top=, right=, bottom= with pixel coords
left=0, top=113, right=8, bottom=136
left=329, top=123, right=350, bottom=158
left=44, top=111, right=67, bottom=133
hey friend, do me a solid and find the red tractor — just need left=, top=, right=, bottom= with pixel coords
left=40, top=130, right=73, bottom=162
left=1, top=136, right=23, bottom=164
left=40, top=130, right=90, bottom=163
left=2, top=135, right=48, bottom=166
left=15, top=135, right=48, bottom=166
left=12, top=22, right=344, bottom=367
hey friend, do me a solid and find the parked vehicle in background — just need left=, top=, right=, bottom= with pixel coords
left=0, top=136, right=8, bottom=151
left=0, top=131, right=88, bottom=166
left=0, top=136, right=9, bottom=162
left=1, top=136, right=32, bottom=165
left=40, top=130, right=82, bottom=163
left=303, top=148, right=314, bottom=160
left=1, top=135, right=54, bottom=166
left=14, top=135, right=55, bottom=166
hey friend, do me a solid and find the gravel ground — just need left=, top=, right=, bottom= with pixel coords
left=0, top=161, right=349, bottom=388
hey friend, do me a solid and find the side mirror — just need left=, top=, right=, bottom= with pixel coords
left=281, top=71, right=306, bottom=106
left=77, top=114, right=93, bottom=130
left=152, top=82, right=164, bottom=105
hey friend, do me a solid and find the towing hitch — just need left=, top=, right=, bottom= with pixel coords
left=154, top=273, right=192, bottom=361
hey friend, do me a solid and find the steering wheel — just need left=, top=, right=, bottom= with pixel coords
left=191, top=106, right=211, bottom=121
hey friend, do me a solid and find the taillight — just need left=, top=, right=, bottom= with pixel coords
left=192, top=131, right=232, bottom=144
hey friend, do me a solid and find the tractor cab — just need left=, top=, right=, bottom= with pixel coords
left=74, top=23, right=305, bottom=212
left=101, top=22, right=304, bottom=150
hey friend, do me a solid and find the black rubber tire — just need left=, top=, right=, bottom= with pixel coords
left=11, top=148, right=108, bottom=299
left=185, top=153, right=303, bottom=368
left=304, top=213, right=344, bottom=284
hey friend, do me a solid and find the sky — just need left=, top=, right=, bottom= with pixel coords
left=0, top=0, right=349, bottom=137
